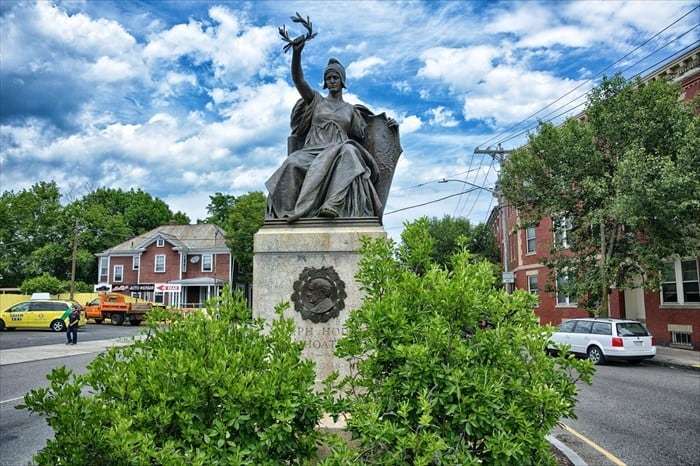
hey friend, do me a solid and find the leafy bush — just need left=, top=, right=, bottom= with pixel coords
left=18, top=290, right=326, bottom=465
left=20, top=273, right=66, bottom=295
left=322, top=219, right=593, bottom=465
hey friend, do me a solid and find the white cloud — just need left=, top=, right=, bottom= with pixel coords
left=429, top=106, right=459, bottom=127
left=347, top=56, right=387, bottom=79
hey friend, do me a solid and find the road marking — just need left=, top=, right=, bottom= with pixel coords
left=562, top=423, right=626, bottom=466
left=1, top=396, right=25, bottom=405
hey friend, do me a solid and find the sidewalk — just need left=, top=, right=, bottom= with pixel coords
left=645, top=345, right=700, bottom=371
left=0, top=336, right=142, bottom=366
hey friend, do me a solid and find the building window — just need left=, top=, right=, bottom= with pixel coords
left=154, top=291, right=164, bottom=304
left=526, top=226, right=536, bottom=254
left=113, top=265, right=123, bottom=282
left=157, top=238, right=165, bottom=247
left=554, top=215, right=573, bottom=249
left=132, top=255, right=140, bottom=270
left=556, top=273, right=578, bottom=306
left=662, top=258, right=700, bottom=304
left=99, top=258, right=108, bottom=277
left=527, top=274, right=538, bottom=295
left=671, top=331, right=692, bottom=347
left=155, top=254, right=166, bottom=273
left=202, top=254, right=213, bottom=272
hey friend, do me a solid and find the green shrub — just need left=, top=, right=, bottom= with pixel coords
left=18, top=290, right=325, bottom=465
left=322, top=219, right=593, bottom=466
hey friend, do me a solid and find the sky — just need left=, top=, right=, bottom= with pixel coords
left=1, top=0, right=698, bottom=240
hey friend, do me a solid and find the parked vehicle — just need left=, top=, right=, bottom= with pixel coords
left=85, top=293, right=161, bottom=326
left=0, top=300, right=87, bottom=332
left=548, top=318, right=656, bottom=365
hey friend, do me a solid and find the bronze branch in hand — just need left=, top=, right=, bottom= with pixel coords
left=278, top=12, right=317, bottom=53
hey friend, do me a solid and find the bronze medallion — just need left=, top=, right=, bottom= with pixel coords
left=291, top=266, right=346, bottom=323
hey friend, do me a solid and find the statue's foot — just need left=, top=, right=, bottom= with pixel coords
left=319, top=206, right=339, bottom=218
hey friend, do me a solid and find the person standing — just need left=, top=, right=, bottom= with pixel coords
left=66, top=306, right=80, bottom=345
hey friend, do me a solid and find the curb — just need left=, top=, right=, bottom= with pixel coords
left=546, top=434, right=587, bottom=466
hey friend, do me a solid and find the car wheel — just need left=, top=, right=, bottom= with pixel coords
left=94, top=319, right=104, bottom=324
left=587, top=345, right=605, bottom=365
left=110, top=313, right=124, bottom=326
left=0, top=319, right=5, bottom=331
left=51, top=319, right=66, bottom=332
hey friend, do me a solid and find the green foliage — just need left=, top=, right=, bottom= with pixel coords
left=20, top=273, right=67, bottom=295
left=423, top=216, right=500, bottom=267
left=206, top=191, right=266, bottom=283
left=18, top=289, right=325, bottom=465
left=1, top=182, right=190, bottom=287
left=322, top=219, right=593, bottom=465
left=500, top=75, right=700, bottom=314
left=0, top=181, right=67, bottom=287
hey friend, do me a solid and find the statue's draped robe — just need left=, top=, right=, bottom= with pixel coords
left=265, top=92, right=382, bottom=221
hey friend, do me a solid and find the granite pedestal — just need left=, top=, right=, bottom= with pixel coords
left=252, top=218, right=386, bottom=384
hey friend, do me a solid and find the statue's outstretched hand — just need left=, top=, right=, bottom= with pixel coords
left=387, top=117, right=398, bottom=128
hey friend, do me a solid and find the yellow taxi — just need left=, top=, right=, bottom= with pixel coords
left=0, top=299, right=87, bottom=332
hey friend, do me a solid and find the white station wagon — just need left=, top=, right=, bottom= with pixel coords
left=549, top=318, right=656, bottom=365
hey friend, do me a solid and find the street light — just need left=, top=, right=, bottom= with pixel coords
left=437, top=177, right=512, bottom=293
left=438, top=178, right=496, bottom=194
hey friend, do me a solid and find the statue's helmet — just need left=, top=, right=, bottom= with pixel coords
left=323, top=58, right=346, bottom=89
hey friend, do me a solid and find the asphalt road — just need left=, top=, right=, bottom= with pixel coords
left=0, top=324, right=145, bottom=466
left=555, top=362, right=700, bottom=466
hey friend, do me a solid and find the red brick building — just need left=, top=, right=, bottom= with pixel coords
left=489, top=46, right=699, bottom=350
left=95, top=223, right=236, bottom=308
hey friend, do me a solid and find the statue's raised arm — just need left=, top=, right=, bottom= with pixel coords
left=265, top=14, right=402, bottom=224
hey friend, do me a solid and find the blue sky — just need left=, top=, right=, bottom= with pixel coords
left=1, top=1, right=698, bottom=239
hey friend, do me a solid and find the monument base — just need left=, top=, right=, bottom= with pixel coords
left=253, top=218, right=387, bottom=384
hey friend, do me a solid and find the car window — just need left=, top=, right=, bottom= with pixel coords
left=591, top=322, right=612, bottom=335
left=30, top=302, right=56, bottom=311
left=88, top=298, right=101, bottom=306
left=8, top=302, right=31, bottom=312
left=557, top=321, right=577, bottom=332
left=573, top=320, right=593, bottom=334
left=617, top=322, right=649, bottom=337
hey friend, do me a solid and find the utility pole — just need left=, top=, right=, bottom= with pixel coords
left=474, top=145, right=514, bottom=293
left=70, top=218, right=79, bottom=300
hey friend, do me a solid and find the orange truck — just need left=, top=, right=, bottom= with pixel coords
left=85, top=293, right=161, bottom=326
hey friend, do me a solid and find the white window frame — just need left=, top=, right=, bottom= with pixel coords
left=202, top=254, right=213, bottom=272
left=526, top=226, right=536, bottom=254
left=156, top=238, right=165, bottom=247
left=554, top=215, right=573, bottom=249
left=113, top=265, right=124, bottom=282
left=99, top=257, right=108, bottom=277
left=132, top=255, right=140, bottom=270
left=556, top=272, right=578, bottom=306
left=154, top=254, right=166, bottom=273
left=661, top=258, right=700, bottom=305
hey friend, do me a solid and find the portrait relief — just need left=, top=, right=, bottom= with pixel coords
left=291, top=266, right=346, bottom=323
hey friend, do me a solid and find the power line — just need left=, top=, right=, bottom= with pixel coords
left=477, top=5, right=699, bottom=150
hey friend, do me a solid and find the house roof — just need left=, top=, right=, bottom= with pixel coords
left=100, top=224, right=228, bottom=255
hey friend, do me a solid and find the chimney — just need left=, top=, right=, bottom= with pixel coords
left=169, top=220, right=177, bottom=226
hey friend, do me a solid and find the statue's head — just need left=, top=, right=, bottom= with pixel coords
left=323, top=58, right=346, bottom=89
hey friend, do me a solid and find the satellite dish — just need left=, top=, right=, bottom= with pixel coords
left=190, top=256, right=200, bottom=263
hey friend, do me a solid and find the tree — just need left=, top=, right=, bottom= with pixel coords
left=324, top=219, right=592, bottom=465
left=206, top=191, right=266, bottom=284
left=500, top=75, right=700, bottom=316
left=422, top=215, right=500, bottom=266
left=0, top=182, right=69, bottom=287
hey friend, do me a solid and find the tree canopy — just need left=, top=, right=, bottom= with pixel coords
left=500, top=75, right=700, bottom=315
left=205, top=191, right=266, bottom=284
left=0, top=183, right=190, bottom=288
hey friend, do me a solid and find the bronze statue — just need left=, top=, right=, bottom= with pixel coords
left=266, top=14, right=402, bottom=223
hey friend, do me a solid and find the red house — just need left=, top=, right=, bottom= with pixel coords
left=95, top=223, right=235, bottom=308
left=489, top=46, right=700, bottom=350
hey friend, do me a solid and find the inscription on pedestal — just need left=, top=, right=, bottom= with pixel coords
left=296, top=325, right=348, bottom=350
